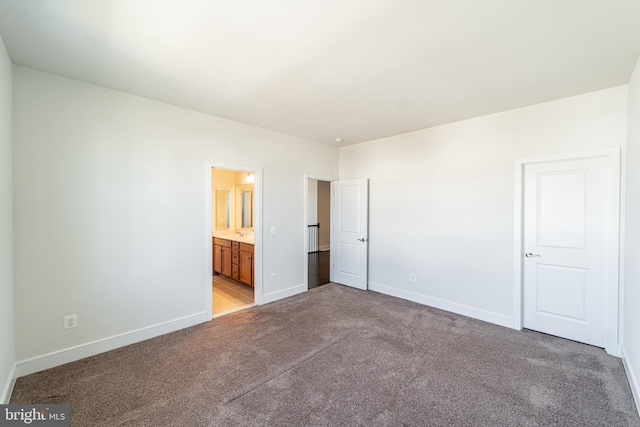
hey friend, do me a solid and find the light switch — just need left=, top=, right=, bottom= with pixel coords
left=270, top=226, right=276, bottom=235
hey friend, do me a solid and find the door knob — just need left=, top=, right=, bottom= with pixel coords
left=525, top=252, right=541, bottom=258
left=357, top=238, right=367, bottom=242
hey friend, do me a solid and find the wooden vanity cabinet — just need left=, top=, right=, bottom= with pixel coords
left=221, top=246, right=232, bottom=277
left=213, top=237, right=254, bottom=288
left=213, top=239, right=222, bottom=274
left=213, top=238, right=232, bottom=277
left=231, top=242, right=240, bottom=281
left=239, top=243, right=254, bottom=288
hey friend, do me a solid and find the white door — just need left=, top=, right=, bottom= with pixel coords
left=330, top=179, right=368, bottom=290
left=523, top=156, right=612, bottom=347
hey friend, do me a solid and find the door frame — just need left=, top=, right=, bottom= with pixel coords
left=513, top=148, right=621, bottom=355
left=206, top=162, right=264, bottom=320
left=303, top=174, right=337, bottom=290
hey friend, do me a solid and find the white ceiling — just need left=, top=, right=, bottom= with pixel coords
left=1, top=1, right=639, bottom=146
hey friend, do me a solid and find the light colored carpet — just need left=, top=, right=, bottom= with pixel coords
left=11, top=283, right=640, bottom=426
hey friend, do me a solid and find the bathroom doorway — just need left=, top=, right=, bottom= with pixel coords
left=207, top=164, right=263, bottom=319
left=305, top=176, right=333, bottom=290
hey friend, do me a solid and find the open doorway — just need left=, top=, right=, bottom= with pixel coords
left=210, top=167, right=257, bottom=317
left=306, top=177, right=331, bottom=289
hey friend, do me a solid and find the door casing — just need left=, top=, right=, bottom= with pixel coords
left=513, top=148, right=621, bottom=356
left=206, top=162, right=263, bottom=320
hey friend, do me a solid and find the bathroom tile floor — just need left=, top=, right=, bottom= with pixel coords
left=212, top=275, right=254, bottom=317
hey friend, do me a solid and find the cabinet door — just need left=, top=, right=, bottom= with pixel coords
left=221, top=247, right=232, bottom=277
left=239, top=249, right=253, bottom=287
left=213, top=244, right=222, bottom=274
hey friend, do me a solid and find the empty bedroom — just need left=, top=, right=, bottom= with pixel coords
left=1, top=1, right=640, bottom=426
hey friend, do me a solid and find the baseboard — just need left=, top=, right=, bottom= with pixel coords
left=319, top=245, right=330, bottom=252
left=607, top=344, right=622, bottom=358
left=15, top=311, right=209, bottom=378
left=1, top=363, right=17, bottom=404
left=368, top=282, right=514, bottom=329
left=262, top=284, right=306, bottom=304
left=622, top=346, right=640, bottom=418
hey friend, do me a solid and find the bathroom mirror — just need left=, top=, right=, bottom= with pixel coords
left=216, top=189, right=230, bottom=229
left=241, top=190, right=253, bottom=228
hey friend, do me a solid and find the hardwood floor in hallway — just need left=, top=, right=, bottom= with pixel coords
left=308, top=250, right=330, bottom=289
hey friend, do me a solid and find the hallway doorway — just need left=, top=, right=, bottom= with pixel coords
left=306, top=177, right=331, bottom=289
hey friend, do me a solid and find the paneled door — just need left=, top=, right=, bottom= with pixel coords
left=523, top=156, right=613, bottom=347
left=330, top=179, right=369, bottom=290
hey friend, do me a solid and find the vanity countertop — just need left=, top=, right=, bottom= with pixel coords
left=212, top=234, right=255, bottom=245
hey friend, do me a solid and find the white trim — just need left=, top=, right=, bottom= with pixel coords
left=513, top=159, right=524, bottom=330
left=262, top=284, right=306, bottom=304
left=513, top=148, right=621, bottom=355
left=319, top=245, right=330, bottom=252
left=618, top=143, right=627, bottom=351
left=1, top=363, right=17, bottom=404
left=303, top=174, right=337, bottom=291
left=15, top=312, right=208, bottom=378
left=369, top=282, right=514, bottom=329
left=622, top=346, right=640, bottom=418
left=206, top=162, right=264, bottom=321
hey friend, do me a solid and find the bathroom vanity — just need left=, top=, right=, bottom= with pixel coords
left=213, top=236, right=254, bottom=288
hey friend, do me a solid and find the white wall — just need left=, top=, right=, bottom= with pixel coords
left=12, top=66, right=338, bottom=365
left=340, top=87, right=627, bottom=326
left=623, top=55, right=640, bottom=411
left=0, top=35, right=14, bottom=403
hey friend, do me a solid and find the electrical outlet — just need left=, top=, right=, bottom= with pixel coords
left=271, top=273, right=276, bottom=282
left=410, top=274, right=416, bottom=282
left=64, top=314, right=77, bottom=330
